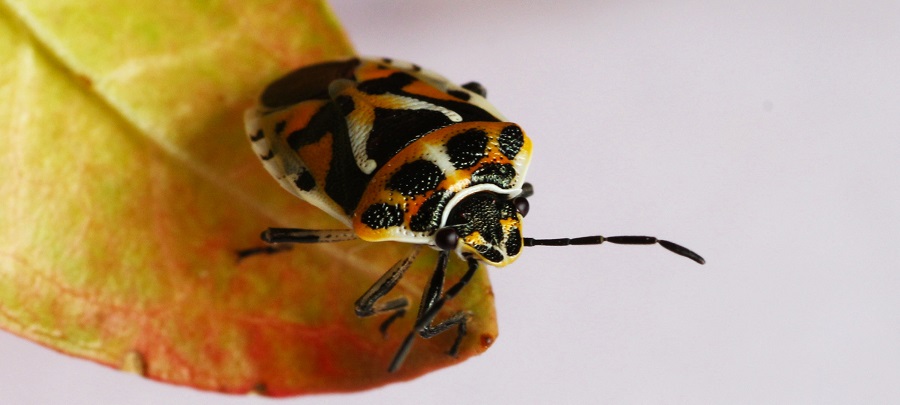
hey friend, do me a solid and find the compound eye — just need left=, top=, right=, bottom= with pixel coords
left=513, top=197, right=530, bottom=217
left=434, top=227, right=460, bottom=250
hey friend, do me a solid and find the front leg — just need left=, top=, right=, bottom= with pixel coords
left=415, top=252, right=472, bottom=357
left=389, top=252, right=480, bottom=372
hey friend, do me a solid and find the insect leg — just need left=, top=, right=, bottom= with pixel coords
left=353, top=246, right=423, bottom=335
left=261, top=227, right=358, bottom=243
left=389, top=253, right=480, bottom=372
left=260, top=227, right=414, bottom=333
left=238, top=228, right=357, bottom=261
left=416, top=254, right=479, bottom=352
left=235, top=244, right=293, bottom=262
left=524, top=235, right=705, bottom=264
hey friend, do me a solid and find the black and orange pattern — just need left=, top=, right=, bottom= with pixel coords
left=246, top=57, right=532, bottom=265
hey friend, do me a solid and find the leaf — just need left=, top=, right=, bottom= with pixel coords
left=0, top=0, right=497, bottom=396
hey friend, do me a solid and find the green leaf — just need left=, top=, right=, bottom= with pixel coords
left=0, top=0, right=497, bottom=396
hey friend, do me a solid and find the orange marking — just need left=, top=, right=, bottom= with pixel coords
left=403, top=80, right=458, bottom=102
left=355, top=64, right=396, bottom=81
left=296, top=131, right=334, bottom=187
left=279, top=101, right=328, bottom=144
left=464, top=231, right=488, bottom=248
left=499, top=217, right=519, bottom=233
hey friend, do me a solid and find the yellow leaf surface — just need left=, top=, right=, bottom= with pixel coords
left=0, top=0, right=496, bottom=396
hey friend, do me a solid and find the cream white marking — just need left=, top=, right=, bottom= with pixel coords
left=439, top=184, right=522, bottom=229
left=330, top=77, right=464, bottom=175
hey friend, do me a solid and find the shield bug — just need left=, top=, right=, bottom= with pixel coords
left=245, top=57, right=704, bottom=372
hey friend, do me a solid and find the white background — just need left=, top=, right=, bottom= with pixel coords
left=3, top=0, right=900, bottom=403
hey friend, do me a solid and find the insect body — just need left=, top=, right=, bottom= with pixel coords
left=245, top=57, right=704, bottom=372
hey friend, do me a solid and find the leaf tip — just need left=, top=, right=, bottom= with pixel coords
left=480, top=333, right=495, bottom=350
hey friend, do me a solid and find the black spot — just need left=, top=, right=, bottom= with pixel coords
left=274, top=120, right=287, bottom=135
left=446, top=129, right=488, bottom=169
left=261, top=58, right=361, bottom=109
left=249, top=129, right=265, bottom=141
left=387, top=160, right=445, bottom=196
left=334, top=95, right=355, bottom=116
left=505, top=228, right=522, bottom=257
left=361, top=203, right=404, bottom=229
left=471, top=163, right=516, bottom=188
left=412, top=64, right=422, bottom=72
left=461, top=82, right=487, bottom=97
left=447, top=89, right=471, bottom=101
left=260, top=150, right=275, bottom=160
left=410, top=191, right=454, bottom=232
left=498, top=125, right=524, bottom=159
left=294, top=170, right=315, bottom=191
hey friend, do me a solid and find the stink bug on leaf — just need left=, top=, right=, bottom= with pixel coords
left=245, top=57, right=704, bottom=372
